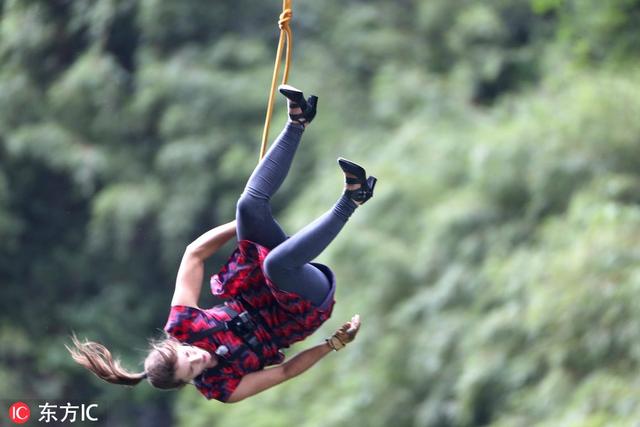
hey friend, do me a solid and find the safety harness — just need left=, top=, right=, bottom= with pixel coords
left=184, top=298, right=268, bottom=365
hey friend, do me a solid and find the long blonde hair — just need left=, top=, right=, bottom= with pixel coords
left=66, top=334, right=187, bottom=390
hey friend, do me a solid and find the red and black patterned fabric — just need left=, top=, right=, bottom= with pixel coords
left=164, top=240, right=335, bottom=402
left=164, top=301, right=284, bottom=402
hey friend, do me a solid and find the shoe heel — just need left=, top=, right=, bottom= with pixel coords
left=366, top=176, right=378, bottom=193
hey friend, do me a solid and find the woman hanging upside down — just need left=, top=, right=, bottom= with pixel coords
left=68, top=85, right=377, bottom=403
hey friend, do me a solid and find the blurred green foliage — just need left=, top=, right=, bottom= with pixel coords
left=1, top=0, right=640, bottom=426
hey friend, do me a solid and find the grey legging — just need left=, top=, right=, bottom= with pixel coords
left=235, top=123, right=357, bottom=306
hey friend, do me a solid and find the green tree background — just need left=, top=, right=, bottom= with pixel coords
left=1, top=0, right=640, bottom=426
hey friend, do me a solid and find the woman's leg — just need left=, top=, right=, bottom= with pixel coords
left=263, top=194, right=358, bottom=306
left=236, top=123, right=305, bottom=249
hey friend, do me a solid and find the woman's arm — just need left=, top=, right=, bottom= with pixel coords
left=171, top=221, right=237, bottom=307
left=226, top=342, right=332, bottom=403
left=227, top=315, right=361, bottom=403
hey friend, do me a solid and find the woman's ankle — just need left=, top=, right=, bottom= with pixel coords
left=287, top=120, right=306, bottom=130
left=334, top=194, right=358, bottom=220
left=343, top=175, right=363, bottom=205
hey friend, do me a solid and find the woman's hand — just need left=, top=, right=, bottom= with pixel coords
left=326, top=314, right=361, bottom=351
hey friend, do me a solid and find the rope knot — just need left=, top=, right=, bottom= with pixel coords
left=278, top=9, right=292, bottom=30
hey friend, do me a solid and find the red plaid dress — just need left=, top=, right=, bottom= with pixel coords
left=164, top=240, right=335, bottom=402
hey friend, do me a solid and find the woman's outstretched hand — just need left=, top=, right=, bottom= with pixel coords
left=326, top=314, right=361, bottom=351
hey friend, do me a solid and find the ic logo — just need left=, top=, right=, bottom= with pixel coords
left=9, top=402, right=31, bottom=424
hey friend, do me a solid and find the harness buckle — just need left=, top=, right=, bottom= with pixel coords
left=227, top=311, right=256, bottom=335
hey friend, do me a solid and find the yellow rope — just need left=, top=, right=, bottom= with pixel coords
left=259, top=0, right=293, bottom=160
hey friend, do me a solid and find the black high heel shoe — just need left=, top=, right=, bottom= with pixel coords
left=337, top=157, right=378, bottom=204
left=278, top=84, right=318, bottom=127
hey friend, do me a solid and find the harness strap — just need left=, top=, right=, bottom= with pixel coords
left=184, top=322, right=228, bottom=344
left=236, top=295, right=277, bottom=338
left=184, top=304, right=266, bottom=366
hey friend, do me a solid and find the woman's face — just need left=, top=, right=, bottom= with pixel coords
left=173, top=345, right=217, bottom=382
